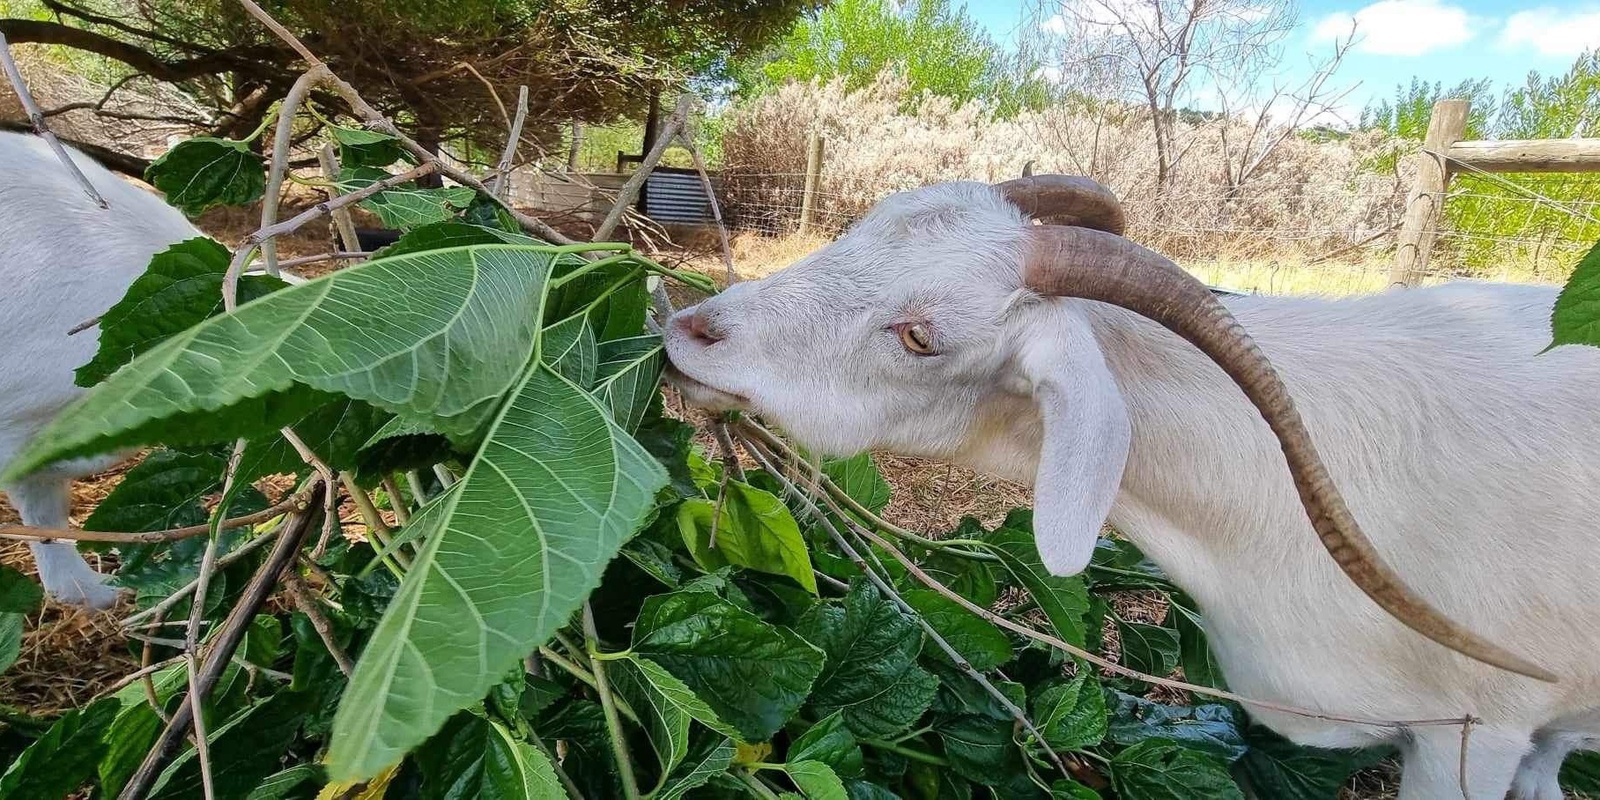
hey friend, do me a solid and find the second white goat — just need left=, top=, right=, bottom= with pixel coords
left=0, top=130, right=303, bottom=608
left=663, top=176, right=1600, bottom=799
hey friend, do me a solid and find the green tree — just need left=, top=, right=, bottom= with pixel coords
left=1499, top=50, right=1600, bottom=139
left=734, top=0, right=1051, bottom=117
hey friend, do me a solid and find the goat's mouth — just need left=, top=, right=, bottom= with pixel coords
left=663, top=363, right=749, bottom=412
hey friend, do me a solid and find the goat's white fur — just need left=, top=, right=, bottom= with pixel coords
left=0, top=131, right=304, bottom=608
left=663, top=180, right=1600, bottom=799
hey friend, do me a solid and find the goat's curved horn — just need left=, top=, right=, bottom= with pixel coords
left=1022, top=224, right=1557, bottom=684
left=995, top=174, right=1125, bottom=234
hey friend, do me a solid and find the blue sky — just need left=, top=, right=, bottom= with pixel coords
left=965, top=0, right=1599, bottom=122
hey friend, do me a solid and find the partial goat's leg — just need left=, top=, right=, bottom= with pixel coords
left=7, top=474, right=119, bottom=608
left=1399, top=725, right=1532, bottom=800
left=1512, top=732, right=1593, bottom=800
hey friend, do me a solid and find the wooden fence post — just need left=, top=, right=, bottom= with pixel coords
left=1390, top=99, right=1470, bottom=287
left=799, top=131, right=825, bottom=234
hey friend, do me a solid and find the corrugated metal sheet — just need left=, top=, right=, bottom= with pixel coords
left=643, top=172, right=720, bottom=224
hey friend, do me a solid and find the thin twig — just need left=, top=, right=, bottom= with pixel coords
left=282, top=569, right=354, bottom=676
left=677, top=114, right=736, bottom=285
left=182, top=528, right=222, bottom=800
left=0, top=492, right=309, bottom=543
left=582, top=603, right=642, bottom=800
left=317, top=144, right=363, bottom=258
left=489, top=85, right=530, bottom=201
left=281, top=428, right=341, bottom=560
left=260, top=66, right=332, bottom=277
left=381, top=475, right=411, bottom=526
left=0, top=30, right=108, bottom=208
left=119, top=482, right=327, bottom=800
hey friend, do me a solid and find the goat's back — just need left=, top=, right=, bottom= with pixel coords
left=0, top=132, right=201, bottom=470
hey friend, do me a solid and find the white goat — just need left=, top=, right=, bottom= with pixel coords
left=0, top=131, right=302, bottom=608
left=662, top=176, right=1600, bottom=799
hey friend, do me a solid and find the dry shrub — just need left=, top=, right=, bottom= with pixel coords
left=721, top=72, right=1414, bottom=266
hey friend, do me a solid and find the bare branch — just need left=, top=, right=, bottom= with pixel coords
left=0, top=491, right=311, bottom=543
left=594, top=94, right=694, bottom=242
left=259, top=65, right=333, bottom=277
left=282, top=568, right=354, bottom=676
left=489, top=85, right=530, bottom=201
left=0, top=29, right=108, bottom=207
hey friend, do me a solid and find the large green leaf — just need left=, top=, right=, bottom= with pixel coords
left=144, top=137, right=265, bottom=216
left=0, top=697, right=118, bottom=798
left=632, top=591, right=825, bottom=743
left=594, top=335, right=665, bottom=432
left=823, top=453, right=891, bottom=514
left=6, top=244, right=581, bottom=481
left=327, top=363, right=666, bottom=780
left=900, top=588, right=1011, bottom=671
left=796, top=581, right=936, bottom=738
left=374, top=221, right=537, bottom=259
left=1168, top=596, right=1226, bottom=690
left=1550, top=239, right=1600, bottom=349
left=414, top=712, right=565, bottom=799
left=621, top=656, right=740, bottom=739
left=1110, top=740, right=1243, bottom=800
left=1030, top=673, right=1107, bottom=751
left=934, top=714, right=1019, bottom=786
left=342, top=167, right=477, bottom=230
left=985, top=518, right=1091, bottom=647
left=331, top=125, right=405, bottom=168
left=679, top=482, right=818, bottom=594
left=76, top=237, right=289, bottom=387
left=612, top=658, right=698, bottom=785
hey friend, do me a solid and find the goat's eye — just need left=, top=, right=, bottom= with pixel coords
left=896, top=322, right=936, bottom=355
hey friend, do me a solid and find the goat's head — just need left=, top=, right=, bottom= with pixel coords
left=664, top=173, right=1557, bottom=683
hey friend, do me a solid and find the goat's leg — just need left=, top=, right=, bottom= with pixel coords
left=7, top=475, right=119, bottom=609
left=1399, top=725, right=1532, bottom=800
left=1511, top=732, right=1592, bottom=800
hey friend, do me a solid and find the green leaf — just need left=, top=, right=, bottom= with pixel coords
left=1236, top=724, right=1388, bottom=800
left=1030, top=673, right=1107, bottom=751
left=631, top=591, right=825, bottom=743
left=328, top=364, right=667, bottom=780
left=623, top=656, right=740, bottom=739
left=1050, top=780, right=1100, bottom=799
left=935, top=715, right=1017, bottom=786
left=76, top=237, right=289, bottom=387
left=824, top=453, right=891, bottom=514
left=790, top=711, right=864, bottom=778
left=1106, top=692, right=1247, bottom=762
left=6, top=244, right=580, bottom=481
left=1110, top=739, right=1243, bottom=800
left=657, top=735, right=737, bottom=800
left=145, top=137, right=265, bottom=215
left=797, top=581, right=936, bottom=738
left=1116, top=619, right=1179, bottom=677
left=542, top=313, right=598, bottom=387
left=0, top=565, right=41, bottom=614
left=622, top=539, right=684, bottom=588
left=81, top=448, right=227, bottom=534
left=594, top=335, right=665, bottom=432
left=679, top=482, right=818, bottom=594
left=789, top=760, right=850, bottom=800
left=1563, top=751, right=1600, bottom=794
left=1550, top=239, right=1600, bottom=349
left=414, top=713, right=565, bottom=799
left=342, top=166, right=477, bottom=229
left=331, top=124, right=405, bottom=168
left=149, top=692, right=313, bottom=800
left=1168, top=597, right=1226, bottom=690
left=918, top=548, right=997, bottom=609
left=985, top=522, right=1091, bottom=647
left=245, top=764, right=323, bottom=800
left=0, top=613, right=21, bottom=674
left=900, top=588, right=1011, bottom=671
left=0, top=697, right=118, bottom=799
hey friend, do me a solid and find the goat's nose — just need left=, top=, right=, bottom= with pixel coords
left=685, top=308, right=724, bottom=344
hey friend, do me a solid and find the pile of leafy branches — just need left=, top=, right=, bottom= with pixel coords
left=3, top=15, right=1600, bottom=794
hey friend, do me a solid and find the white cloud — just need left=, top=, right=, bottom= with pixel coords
left=1311, top=0, right=1477, bottom=56
left=1499, top=7, right=1600, bottom=58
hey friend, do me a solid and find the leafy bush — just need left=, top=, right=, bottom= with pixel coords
left=4, top=125, right=1600, bottom=800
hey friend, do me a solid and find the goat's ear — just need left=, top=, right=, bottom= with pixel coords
left=1017, top=310, right=1131, bottom=575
